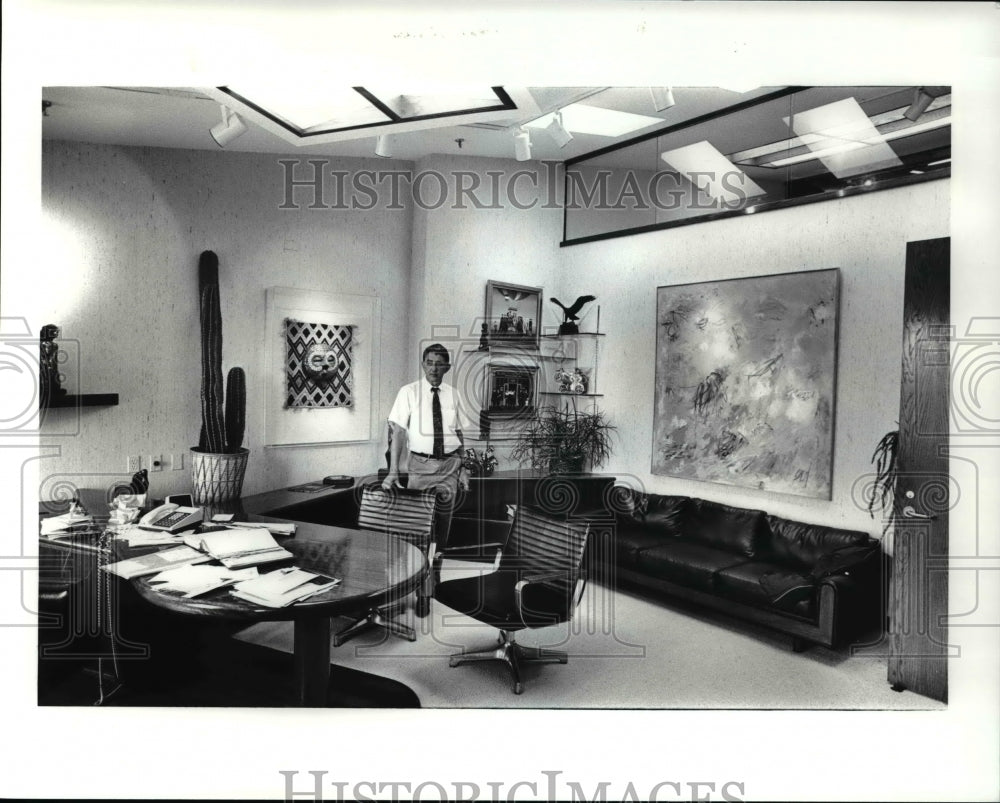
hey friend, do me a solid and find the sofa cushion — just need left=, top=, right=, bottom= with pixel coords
left=690, top=499, right=765, bottom=557
left=765, top=515, right=869, bottom=571
left=614, top=521, right=678, bottom=568
left=715, top=561, right=816, bottom=619
left=635, top=541, right=748, bottom=592
left=642, top=494, right=691, bottom=538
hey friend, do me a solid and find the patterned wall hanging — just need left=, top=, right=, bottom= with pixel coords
left=284, top=318, right=354, bottom=408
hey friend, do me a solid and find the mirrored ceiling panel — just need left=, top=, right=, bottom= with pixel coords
left=563, top=86, right=951, bottom=244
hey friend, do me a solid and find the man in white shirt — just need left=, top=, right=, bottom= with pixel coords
left=384, top=343, right=471, bottom=554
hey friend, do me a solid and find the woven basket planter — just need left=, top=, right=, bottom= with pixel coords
left=190, top=447, right=249, bottom=505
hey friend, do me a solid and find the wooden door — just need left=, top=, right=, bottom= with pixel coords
left=887, top=236, right=951, bottom=702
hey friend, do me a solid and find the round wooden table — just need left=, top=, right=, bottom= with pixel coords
left=132, top=522, right=426, bottom=706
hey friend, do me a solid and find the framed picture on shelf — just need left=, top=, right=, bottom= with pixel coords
left=484, top=280, right=542, bottom=349
left=486, top=363, right=538, bottom=418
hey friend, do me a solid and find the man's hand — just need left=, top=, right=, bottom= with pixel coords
left=382, top=470, right=402, bottom=490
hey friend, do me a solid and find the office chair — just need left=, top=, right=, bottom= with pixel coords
left=333, top=483, right=438, bottom=646
left=434, top=505, right=590, bottom=694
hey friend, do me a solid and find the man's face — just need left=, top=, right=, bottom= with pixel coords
left=422, top=352, right=450, bottom=386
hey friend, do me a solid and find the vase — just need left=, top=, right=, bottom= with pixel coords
left=190, top=447, right=249, bottom=505
left=549, top=456, right=585, bottom=475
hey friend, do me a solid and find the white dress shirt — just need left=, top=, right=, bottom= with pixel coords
left=388, top=378, right=465, bottom=455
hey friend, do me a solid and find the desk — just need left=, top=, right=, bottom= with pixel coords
left=129, top=522, right=425, bottom=706
left=40, top=492, right=425, bottom=707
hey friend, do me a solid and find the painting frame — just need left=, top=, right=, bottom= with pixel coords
left=484, top=280, right=543, bottom=349
left=651, top=268, right=840, bottom=499
left=486, top=363, right=538, bottom=419
left=263, top=287, right=380, bottom=447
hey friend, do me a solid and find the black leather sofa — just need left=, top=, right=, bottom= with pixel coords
left=594, top=489, right=884, bottom=650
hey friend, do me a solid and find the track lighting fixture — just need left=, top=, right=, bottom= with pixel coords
left=210, top=105, right=247, bottom=148
left=649, top=87, right=675, bottom=112
left=514, top=127, right=532, bottom=161
left=375, top=134, right=392, bottom=158
left=904, top=86, right=949, bottom=122
left=545, top=111, right=573, bottom=148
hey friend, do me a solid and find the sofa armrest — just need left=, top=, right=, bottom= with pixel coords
left=817, top=571, right=881, bottom=647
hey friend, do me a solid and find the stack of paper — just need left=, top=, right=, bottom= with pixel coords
left=228, top=521, right=297, bottom=537
left=192, top=529, right=294, bottom=569
left=147, top=564, right=258, bottom=598
left=40, top=511, right=96, bottom=537
left=114, top=524, right=183, bottom=547
left=102, top=545, right=212, bottom=580
left=230, top=568, right=339, bottom=608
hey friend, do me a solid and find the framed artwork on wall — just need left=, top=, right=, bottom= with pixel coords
left=484, top=280, right=542, bottom=349
left=264, top=287, right=380, bottom=447
left=652, top=268, right=840, bottom=499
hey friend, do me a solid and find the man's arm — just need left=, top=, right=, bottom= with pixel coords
left=383, top=421, right=407, bottom=489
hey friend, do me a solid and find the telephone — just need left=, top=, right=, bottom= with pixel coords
left=139, top=503, right=204, bottom=533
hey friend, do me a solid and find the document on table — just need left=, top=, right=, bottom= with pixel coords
left=101, top=546, right=212, bottom=580
left=230, top=568, right=340, bottom=608
left=191, top=528, right=294, bottom=569
left=147, top=564, right=258, bottom=597
left=40, top=511, right=97, bottom=537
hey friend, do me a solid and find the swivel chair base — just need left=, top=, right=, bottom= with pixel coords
left=334, top=601, right=416, bottom=647
left=448, top=629, right=567, bottom=694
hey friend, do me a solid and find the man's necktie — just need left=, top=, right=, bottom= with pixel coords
left=431, top=387, right=445, bottom=458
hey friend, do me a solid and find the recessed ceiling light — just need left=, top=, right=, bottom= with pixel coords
left=526, top=103, right=663, bottom=137
left=228, top=84, right=389, bottom=130
left=661, top=141, right=766, bottom=206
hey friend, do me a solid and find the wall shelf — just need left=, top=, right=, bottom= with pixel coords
left=540, top=391, right=604, bottom=398
left=42, top=393, right=119, bottom=409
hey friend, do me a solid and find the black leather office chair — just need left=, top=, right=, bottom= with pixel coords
left=434, top=505, right=590, bottom=694
left=333, top=483, right=437, bottom=646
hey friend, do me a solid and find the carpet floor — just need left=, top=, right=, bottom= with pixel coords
left=234, top=559, right=944, bottom=710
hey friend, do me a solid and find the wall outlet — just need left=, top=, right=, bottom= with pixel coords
left=148, top=454, right=163, bottom=472
left=126, top=455, right=141, bottom=473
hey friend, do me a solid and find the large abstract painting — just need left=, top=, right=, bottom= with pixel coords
left=652, top=269, right=839, bottom=498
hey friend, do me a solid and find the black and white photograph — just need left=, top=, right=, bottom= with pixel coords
left=2, top=2, right=998, bottom=802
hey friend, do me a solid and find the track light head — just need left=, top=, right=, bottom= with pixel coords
left=904, top=86, right=949, bottom=122
left=210, top=105, right=247, bottom=148
left=375, top=134, right=392, bottom=158
left=649, top=86, right=675, bottom=112
left=514, top=127, right=532, bottom=161
left=545, top=111, right=574, bottom=148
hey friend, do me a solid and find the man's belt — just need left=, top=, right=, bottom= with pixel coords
left=410, top=449, right=461, bottom=460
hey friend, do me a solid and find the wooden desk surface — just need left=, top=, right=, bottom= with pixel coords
left=132, top=523, right=425, bottom=623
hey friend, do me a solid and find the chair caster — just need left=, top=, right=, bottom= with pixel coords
left=513, top=682, right=523, bottom=695
left=415, top=597, right=431, bottom=618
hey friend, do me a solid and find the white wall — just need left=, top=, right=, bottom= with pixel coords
left=37, top=139, right=950, bottom=541
left=38, top=141, right=413, bottom=499
left=560, top=179, right=950, bottom=537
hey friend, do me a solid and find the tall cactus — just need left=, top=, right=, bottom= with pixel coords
left=197, top=250, right=246, bottom=453
left=225, top=367, right=246, bottom=451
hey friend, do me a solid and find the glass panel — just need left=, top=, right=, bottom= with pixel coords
left=564, top=86, right=951, bottom=243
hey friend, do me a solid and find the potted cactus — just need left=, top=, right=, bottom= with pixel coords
left=190, top=250, right=249, bottom=505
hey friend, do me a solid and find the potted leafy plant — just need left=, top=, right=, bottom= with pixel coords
left=190, top=250, right=248, bottom=505
left=509, top=401, right=616, bottom=474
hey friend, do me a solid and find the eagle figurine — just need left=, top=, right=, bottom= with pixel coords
left=550, top=295, right=596, bottom=334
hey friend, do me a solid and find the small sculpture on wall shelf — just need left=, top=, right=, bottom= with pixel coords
left=39, top=323, right=67, bottom=400
left=550, top=295, right=596, bottom=335
left=479, top=322, right=489, bottom=351
left=555, top=367, right=589, bottom=394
